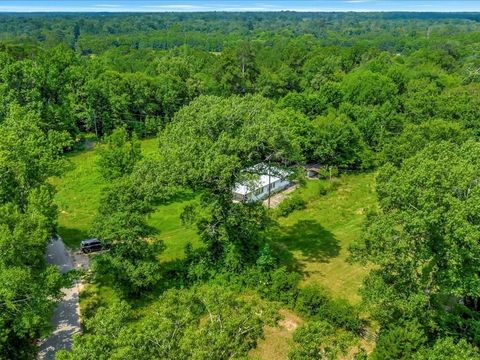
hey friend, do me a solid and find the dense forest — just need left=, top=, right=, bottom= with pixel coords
left=2, top=11, right=480, bottom=359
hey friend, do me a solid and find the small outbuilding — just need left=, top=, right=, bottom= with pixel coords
left=305, top=164, right=322, bottom=178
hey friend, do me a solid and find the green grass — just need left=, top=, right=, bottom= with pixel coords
left=51, top=137, right=201, bottom=259
left=269, top=174, right=377, bottom=303
left=53, top=137, right=376, bottom=303
left=58, top=138, right=376, bottom=359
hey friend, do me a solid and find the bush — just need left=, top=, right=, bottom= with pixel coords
left=263, top=267, right=301, bottom=305
left=371, top=320, right=427, bottom=360
left=317, top=298, right=363, bottom=333
left=317, top=166, right=339, bottom=180
left=295, top=285, right=363, bottom=333
left=295, top=285, right=330, bottom=316
left=289, top=320, right=357, bottom=360
left=79, top=286, right=101, bottom=320
left=318, top=182, right=331, bottom=196
left=277, top=194, right=306, bottom=217
left=97, top=127, right=142, bottom=180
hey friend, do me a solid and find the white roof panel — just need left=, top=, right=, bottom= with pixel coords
left=233, top=174, right=282, bottom=195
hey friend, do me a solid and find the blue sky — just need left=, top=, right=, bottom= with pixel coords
left=0, top=1, right=479, bottom=12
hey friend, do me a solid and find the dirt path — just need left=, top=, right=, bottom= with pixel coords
left=37, top=238, right=89, bottom=359
left=263, top=184, right=299, bottom=208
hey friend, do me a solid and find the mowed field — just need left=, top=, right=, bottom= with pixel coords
left=52, top=138, right=376, bottom=299
left=50, top=138, right=201, bottom=259
left=270, top=174, right=376, bottom=302
left=52, top=138, right=376, bottom=360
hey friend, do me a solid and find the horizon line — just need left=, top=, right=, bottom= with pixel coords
left=0, top=10, right=479, bottom=13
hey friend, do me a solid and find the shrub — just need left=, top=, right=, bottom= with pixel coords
left=318, top=182, right=331, bottom=196
left=371, top=320, right=428, bottom=360
left=264, top=267, right=301, bottom=305
left=295, top=285, right=364, bottom=333
left=277, top=194, right=306, bottom=217
left=317, top=298, right=363, bottom=333
left=330, top=177, right=342, bottom=190
left=295, top=285, right=330, bottom=317
left=289, top=320, right=357, bottom=360
left=317, top=166, right=339, bottom=180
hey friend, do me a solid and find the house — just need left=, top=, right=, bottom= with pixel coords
left=233, top=164, right=291, bottom=202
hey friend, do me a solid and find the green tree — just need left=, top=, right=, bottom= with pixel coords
left=351, top=141, right=480, bottom=331
left=0, top=105, right=71, bottom=208
left=371, top=321, right=427, bottom=360
left=158, top=95, right=302, bottom=267
left=311, top=112, right=371, bottom=169
left=0, top=106, right=68, bottom=358
left=341, top=70, right=397, bottom=106
left=289, top=321, right=357, bottom=360
left=90, top=178, right=162, bottom=296
left=218, top=42, right=259, bottom=94
left=97, top=127, right=142, bottom=180
left=57, top=285, right=276, bottom=359
left=382, top=119, right=470, bottom=166
left=413, top=338, right=480, bottom=360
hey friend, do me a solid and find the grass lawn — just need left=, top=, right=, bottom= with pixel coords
left=51, top=137, right=201, bottom=259
left=268, top=173, right=377, bottom=303
left=58, top=139, right=377, bottom=360
left=53, top=138, right=376, bottom=299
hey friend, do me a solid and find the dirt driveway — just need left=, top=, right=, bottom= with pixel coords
left=37, top=238, right=89, bottom=359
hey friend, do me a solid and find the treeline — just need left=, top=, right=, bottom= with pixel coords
left=1, top=17, right=480, bottom=170
left=1, top=12, right=480, bottom=53
left=0, top=106, right=72, bottom=358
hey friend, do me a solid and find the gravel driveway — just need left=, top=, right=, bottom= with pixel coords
left=37, top=238, right=87, bottom=359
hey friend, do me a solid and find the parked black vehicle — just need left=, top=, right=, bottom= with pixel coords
left=80, top=238, right=104, bottom=253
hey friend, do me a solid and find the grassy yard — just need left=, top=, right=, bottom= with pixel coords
left=269, top=173, right=376, bottom=303
left=53, top=139, right=376, bottom=298
left=57, top=139, right=377, bottom=360
left=50, top=137, right=201, bottom=260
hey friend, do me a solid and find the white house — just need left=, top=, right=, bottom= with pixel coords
left=233, top=164, right=291, bottom=202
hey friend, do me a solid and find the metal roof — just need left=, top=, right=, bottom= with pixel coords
left=233, top=163, right=289, bottom=195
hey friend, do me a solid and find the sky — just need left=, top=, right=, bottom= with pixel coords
left=0, top=1, right=479, bottom=13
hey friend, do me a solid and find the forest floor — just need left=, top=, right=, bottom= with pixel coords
left=51, top=138, right=377, bottom=359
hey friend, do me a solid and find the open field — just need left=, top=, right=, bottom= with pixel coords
left=53, top=140, right=376, bottom=301
left=269, top=173, right=376, bottom=302
left=50, top=138, right=201, bottom=259
left=54, top=140, right=376, bottom=360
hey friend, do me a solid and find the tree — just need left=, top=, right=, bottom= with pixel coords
left=90, top=178, right=162, bottom=296
left=413, top=338, right=480, bottom=360
left=57, top=285, right=276, bottom=359
left=158, top=95, right=302, bottom=267
left=382, top=119, right=470, bottom=166
left=218, top=42, right=259, bottom=95
left=350, top=141, right=480, bottom=332
left=97, top=127, right=142, bottom=180
left=310, top=112, right=371, bottom=169
left=0, top=106, right=68, bottom=358
left=56, top=300, right=132, bottom=360
left=341, top=70, right=397, bottom=106
left=371, top=321, right=427, bottom=360
left=289, top=321, right=357, bottom=360
left=0, top=105, right=70, bottom=208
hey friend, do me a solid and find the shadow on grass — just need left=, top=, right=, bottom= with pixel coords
left=57, top=226, right=89, bottom=249
left=269, top=219, right=340, bottom=274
